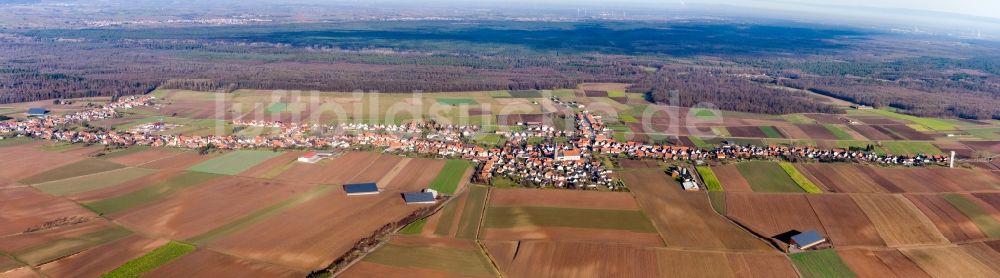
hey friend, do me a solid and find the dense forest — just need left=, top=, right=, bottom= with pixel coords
left=3, top=21, right=1000, bottom=118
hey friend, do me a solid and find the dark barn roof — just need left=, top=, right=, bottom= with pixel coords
left=343, top=183, right=379, bottom=194
left=402, top=192, right=435, bottom=204
left=791, top=230, right=825, bottom=248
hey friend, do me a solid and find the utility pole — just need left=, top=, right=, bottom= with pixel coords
left=950, top=151, right=956, bottom=168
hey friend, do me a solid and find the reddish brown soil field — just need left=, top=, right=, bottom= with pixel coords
left=727, top=126, right=768, bottom=138
left=795, top=124, right=839, bottom=140
left=961, top=242, right=1000, bottom=274
left=618, top=170, right=772, bottom=251
left=806, top=194, right=885, bottom=247
left=145, top=250, right=304, bottom=278
left=389, top=236, right=478, bottom=250
left=341, top=262, right=484, bottom=278
left=0, top=186, right=97, bottom=236
left=795, top=164, right=886, bottom=193
left=837, top=249, right=931, bottom=278
left=803, top=113, right=845, bottom=124
left=344, top=155, right=404, bottom=184
left=0, top=144, right=85, bottom=181
left=490, top=189, right=639, bottom=210
left=114, top=176, right=315, bottom=239
left=848, top=124, right=895, bottom=140
left=207, top=189, right=429, bottom=271
left=851, top=195, right=948, bottom=246
left=675, top=136, right=697, bottom=147
left=0, top=267, right=38, bottom=277
left=725, top=193, right=827, bottom=238
left=658, top=249, right=798, bottom=278
left=482, top=240, right=518, bottom=274
left=711, top=165, right=753, bottom=192
left=65, top=170, right=187, bottom=203
left=962, top=141, right=1000, bottom=153
left=882, top=124, right=933, bottom=140
left=38, top=236, right=167, bottom=278
left=905, top=194, right=986, bottom=242
left=619, top=159, right=660, bottom=169
left=775, top=125, right=810, bottom=139
left=140, top=151, right=220, bottom=170
left=934, top=142, right=974, bottom=159
left=380, top=158, right=446, bottom=192
left=901, top=245, right=999, bottom=277
left=866, top=167, right=1000, bottom=193
left=871, top=125, right=906, bottom=140
left=106, top=149, right=185, bottom=166
left=583, top=90, right=609, bottom=97
left=482, top=227, right=664, bottom=246
left=972, top=193, right=1000, bottom=212
left=723, top=252, right=800, bottom=277
left=273, top=152, right=381, bottom=184
left=505, top=241, right=659, bottom=278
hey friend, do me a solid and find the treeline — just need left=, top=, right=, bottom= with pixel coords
left=631, top=67, right=839, bottom=115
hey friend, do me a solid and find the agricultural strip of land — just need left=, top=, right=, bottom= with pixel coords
left=187, top=150, right=284, bottom=175
left=100, top=241, right=195, bottom=278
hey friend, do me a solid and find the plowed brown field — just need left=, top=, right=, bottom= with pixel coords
left=837, top=249, right=930, bottom=278
left=711, top=165, right=753, bottom=192
left=490, top=189, right=639, bottom=210
left=114, top=176, right=315, bottom=239
left=482, top=227, right=664, bottom=246
left=106, top=149, right=185, bottom=166
left=0, top=144, right=85, bottom=181
left=505, top=241, right=658, bottom=278
left=807, top=194, right=885, bottom=247
left=341, top=262, right=484, bottom=278
left=145, top=250, right=304, bottom=278
left=38, top=236, right=167, bottom=278
left=140, top=151, right=220, bottom=170
left=905, top=194, right=986, bottom=242
left=901, top=245, right=999, bottom=277
left=618, top=170, right=772, bottom=251
left=65, top=170, right=187, bottom=203
left=482, top=240, right=518, bottom=273
left=1, top=187, right=97, bottom=236
left=849, top=124, right=895, bottom=140
left=725, top=193, right=826, bottom=238
left=852, top=195, right=948, bottom=246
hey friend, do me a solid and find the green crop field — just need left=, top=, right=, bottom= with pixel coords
left=13, top=226, right=133, bottom=266
left=878, top=142, right=942, bottom=155
left=484, top=206, right=657, bottom=233
left=429, top=160, right=471, bottom=194
left=188, top=150, right=283, bottom=175
left=734, top=161, right=804, bottom=193
left=696, top=166, right=723, bottom=192
left=363, top=244, right=496, bottom=277
left=788, top=250, right=857, bottom=278
left=101, top=241, right=196, bottom=278
left=433, top=197, right=461, bottom=236
left=759, top=126, right=784, bottom=138
left=868, top=109, right=956, bottom=131
left=473, top=134, right=505, bottom=146
left=607, top=90, right=627, bottom=97
left=399, top=218, right=428, bottom=235
left=33, top=167, right=157, bottom=196
left=941, top=194, right=1000, bottom=238
left=265, top=102, right=288, bottom=113
left=456, top=185, right=488, bottom=239
left=83, top=171, right=222, bottom=215
left=782, top=114, right=817, bottom=124
left=777, top=162, right=823, bottom=193
left=20, top=159, right=125, bottom=185
left=708, top=191, right=726, bottom=214
left=823, top=124, right=854, bottom=140
left=436, top=98, right=479, bottom=105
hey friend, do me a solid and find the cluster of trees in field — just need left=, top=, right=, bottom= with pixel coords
left=631, top=67, right=839, bottom=115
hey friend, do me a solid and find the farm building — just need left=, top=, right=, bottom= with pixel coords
left=402, top=189, right=437, bottom=204
left=681, top=180, right=699, bottom=191
left=298, top=152, right=321, bottom=163
left=27, top=107, right=48, bottom=117
left=343, top=183, right=379, bottom=196
left=791, top=230, right=827, bottom=250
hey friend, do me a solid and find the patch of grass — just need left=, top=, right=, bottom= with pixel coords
left=525, top=136, right=544, bottom=145
left=363, top=244, right=496, bottom=277
left=507, top=90, right=543, bottom=98
left=964, top=128, right=1000, bottom=140
left=33, top=167, right=157, bottom=196
left=619, top=113, right=638, bottom=123
left=688, top=136, right=711, bottom=149
left=19, top=159, right=125, bottom=185
left=265, top=102, right=288, bottom=113
left=869, top=109, right=956, bottom=131
left=0, top=137, right=36, bottom=147
left=906, top=124, right=931, bottom=132
left=490, top=177, right=520, bottom=188
left=879, top=141, right=942, bottom=155
left=188, top=150, right=283, bottom=175
left=777, top=162, right=823, bottom=193
left=782, top=114, right=817, bottom=124
left=823, top=124, right=854, bottom=140
left=188, top=185, right=335, bottom=245
left=38, top=142, right=86, bottom=152
left=696, top=166, right=723, bottom=192
left=759, top=126, right=784, bottom=138
left=734, top=161, right=804, bottom=193
left=399, top=218, right=428, bottom=235
left=711, top=127, right=731, bottom=137
left=941, top=194, right=1000, bottom=238
left=456, top=185, right=488, bottom=239
left=14, top=226, right=133, bottom=266
left=100, top=241, right=196, bottom=278
left=607, top=90, right=627, bottom=97
left=788, top=250, right=857, bottom=278
left=693, top=109, right=718, bottom=118
left=488, top=91, right=512, bottom=98
left=429, top=160, right=471, bottom=194
left=436, top=98, right=479, bottom=105
left=484, top=206, right=657, bottom=233
left=473, top=134, right=506, bottom=146
left=83, top=171, right=221, bottom=215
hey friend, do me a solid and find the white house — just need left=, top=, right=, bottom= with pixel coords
left=298, top=152, right=321, bottom=163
